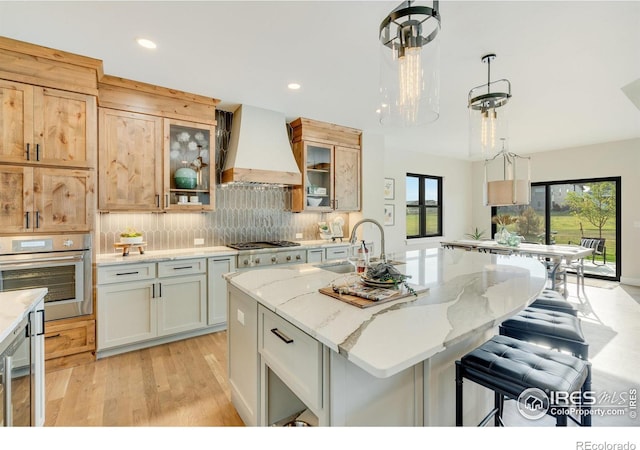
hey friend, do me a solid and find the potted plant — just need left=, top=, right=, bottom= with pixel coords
left=464, top=227, right=486, bottom=240
left=120, top=227, right=143, bottom=244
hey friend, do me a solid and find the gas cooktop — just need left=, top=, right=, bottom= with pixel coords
left=227, top=240, right=301, bottom=250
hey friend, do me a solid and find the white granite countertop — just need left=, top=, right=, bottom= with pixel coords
left=225, top=248, right=547, bottom=378
left=96, top=240, right=356, bottom=266
left=0, top=288, right=48, bottom=345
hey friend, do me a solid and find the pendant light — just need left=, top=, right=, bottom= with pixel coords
left=468, top=54, right=511, bottom=156
left=378, top=1, right=441, bottom=127
left=484, top=139, right=531, bottom=206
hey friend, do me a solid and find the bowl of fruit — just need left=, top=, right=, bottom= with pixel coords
left=120, top=227, right=143, bottom=244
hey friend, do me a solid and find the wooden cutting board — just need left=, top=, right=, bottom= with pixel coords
left=319, top=285, right=428, bottom=309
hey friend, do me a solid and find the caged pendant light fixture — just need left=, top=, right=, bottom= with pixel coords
left=378, top=1, right=441, bottom=127
left=468, top=54, right=511, bottom=157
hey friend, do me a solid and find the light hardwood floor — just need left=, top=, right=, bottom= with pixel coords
left=45, top=331, right=244, bottom=426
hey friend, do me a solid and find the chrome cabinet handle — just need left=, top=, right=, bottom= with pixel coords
left=173, top=266, right=193, bottom=270
left=35, top=211, right=40, bottom=228
left=270, top=328, right=293, bottom=344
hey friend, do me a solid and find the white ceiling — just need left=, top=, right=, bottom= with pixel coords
left=1, top=0, right=639, bottom=160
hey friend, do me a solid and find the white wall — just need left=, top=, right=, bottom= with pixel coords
left=348, top=132, right=386, bottom=256
left=381, top=149, right=473, bottom=254
left=471, top=138, right=640, bottom=285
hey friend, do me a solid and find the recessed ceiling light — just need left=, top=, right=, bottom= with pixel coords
left=136, top=38, right=157, bottom=49
left=288, top=83, right=301, bottom=90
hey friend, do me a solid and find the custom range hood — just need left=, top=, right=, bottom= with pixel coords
left=221, top=104, right=302, bottom=185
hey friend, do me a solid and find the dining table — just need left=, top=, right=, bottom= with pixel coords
left=439, top=239, right=595, bottom=295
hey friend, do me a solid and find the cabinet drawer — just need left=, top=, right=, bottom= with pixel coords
left=158, top=258, right=206, bottom=277
left=326, top=246, right=350, bottom=260
left=259, top=306, right=322, bottom=411
left=98, top=263, right=156, bottom=284
left=45, top=319, right=96, bottom=360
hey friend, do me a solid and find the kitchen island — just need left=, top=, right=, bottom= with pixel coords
left=225, top=247, right=547, bottom=426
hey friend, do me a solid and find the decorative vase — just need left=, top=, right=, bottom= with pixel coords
left=174, top=167, right=197, bottom=189
left=495, top=226, right=510, bottom=245
left=507, top=233, right=522, bottom=247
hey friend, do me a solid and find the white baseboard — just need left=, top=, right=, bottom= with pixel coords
left=620, top=276, right=640, bottom=287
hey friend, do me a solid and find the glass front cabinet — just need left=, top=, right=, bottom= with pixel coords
left=303, top=142, right=333, bottom=211
left=290, top=117, right=362, bottom=213
left=164, top=119, right=215, bottom=211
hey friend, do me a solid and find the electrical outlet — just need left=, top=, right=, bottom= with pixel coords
left=295, top=233, right=303, bottom=239
left=237, top=309, right=245, bottom=325
left=194, top=238, right=204, bottom=246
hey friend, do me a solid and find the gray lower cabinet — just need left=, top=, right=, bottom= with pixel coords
left=227, top=284, right=259, bottom=426
left=97, top=259, right=207, bottom=352
left=207, top=256, right=236, bottom=326
left=227, top=285, right=424, bottom=427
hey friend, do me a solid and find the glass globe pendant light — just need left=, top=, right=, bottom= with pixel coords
left=378, top=1, right=441, bottom=127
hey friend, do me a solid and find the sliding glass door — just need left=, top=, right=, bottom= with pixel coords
left=493, top=177, right=620, bottom=281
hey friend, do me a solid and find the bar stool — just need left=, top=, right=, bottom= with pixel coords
left=455, top=335, right=592, bottom=427
left=530, top=289, right=578, bottom=316
left=499, top=307, right=589, bottom=360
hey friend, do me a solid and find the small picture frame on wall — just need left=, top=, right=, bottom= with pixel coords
left=384, top=178, right=395, bottom=200
left=384, top=204, right=395, bottom=226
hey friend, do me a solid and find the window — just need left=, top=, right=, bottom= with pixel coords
left=406, top=173, right=442, bottom=238
left=493, top=176, right=620, bottom=281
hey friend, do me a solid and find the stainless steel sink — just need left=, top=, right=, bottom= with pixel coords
left=316, top=261, right=355, bottom=274
left=316, top=259, right=405, bottom=274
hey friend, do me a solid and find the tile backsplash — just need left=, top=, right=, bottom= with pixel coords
left=98, top=184, right=348, bottom=254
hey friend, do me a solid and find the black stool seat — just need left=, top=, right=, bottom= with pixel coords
left=500, top=307, right=588, bottom=359
left=531, top=289, right=577, bottom=316
left=456, top=335, right=592, bottom=427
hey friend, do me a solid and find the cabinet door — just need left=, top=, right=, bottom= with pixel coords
left=32, top=87, right=96, bottom=168
left=32, top=300, right=45, bottom=427
left=0, top=165, right=33, bottom=233
left=163, top=119, right=215, bottom=211
left=157, top=274, right=207, bottom=336
left=228, top=285, right=260, bottom=426
left=98, top=108, right=163, bottom=210
left=334, top=146, right=360, bottom=211
left=0, top=79, right=33, bottom=163
left=97, top=280, right=156, bottom=350
left=208, top=257, right=236, bottom=326
left=33, top=168, right=95, bottom=232
left=299, top=141, right=333, bottom=212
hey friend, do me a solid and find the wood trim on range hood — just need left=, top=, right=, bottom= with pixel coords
left=222, top=104, right=302, bottom=185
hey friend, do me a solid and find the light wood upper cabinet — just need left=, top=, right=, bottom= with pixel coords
left=97, top=75, right=218, bottom=212
left=290, top=118, right=362, bottom=213
left=334, top=145, right=361, bottom=212
left=98, top=108, right=163, bottom=210
left=34, top=167, right=95, bottom=232
left=163, top=119, right=215, bottom=211
left=0, top=165, right=94, bottom=232
left=0, top=79, right=33, bottom=162
left=0, top=165, right=33, bottom=233
left=0, top=79, right=96, bottom=168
